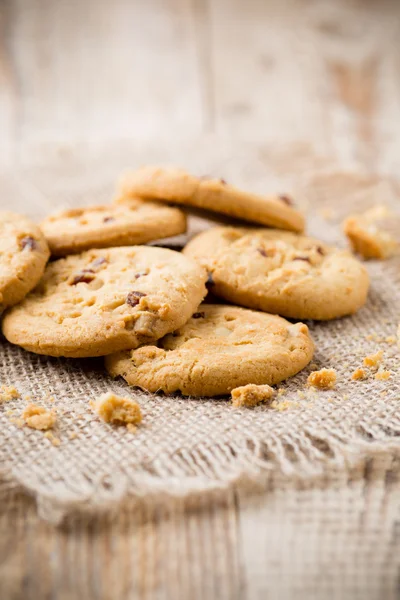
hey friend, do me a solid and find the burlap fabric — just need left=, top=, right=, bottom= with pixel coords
left=0, top=140, right=399, bottom=524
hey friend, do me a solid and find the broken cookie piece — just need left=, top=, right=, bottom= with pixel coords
left=363, top=350, right=383, bottom=369
left=231, top=383, right=275, bottom=408
left=307, top=368, right=336, bottom=390
left=22, top=403, right=56, bottom=430
left=92, top=392, right=142, bottom=426
left=343, top=205, right=398, bottom=260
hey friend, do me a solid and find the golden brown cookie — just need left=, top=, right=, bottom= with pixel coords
left=0, top=211, right=49, bottom=311
left=40, top=201, right=187, bottom=256
left=115, top=166, right=305, bottom=232
left=3, top=246, right=207, bottom=357
left=183, top=226, right=369, bottom=320
left=105, top=304, right=314, bottom=397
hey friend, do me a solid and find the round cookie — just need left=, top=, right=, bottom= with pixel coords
left=40, top=201, right=187, bottom=256
left=183, top=227, right=369, bottom=320
left=115, top=166, right=305, bottom=232
left=0, top=211, right=50, bottom=311
left=2, top=246, right=207, bottom=358
left=105, top=304, right=314, bottom=397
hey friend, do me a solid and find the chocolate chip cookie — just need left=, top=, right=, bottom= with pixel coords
left=183, top=227, right=369, bottom=320
left=0, top=211, right=49, bottom=311
left=40, top=201, right=187, bottom=256
left=115, top=166, right=305, bottom=232
left=105, top=304, right=314, bottom=397
left=2, top=246, right=207, bottom=357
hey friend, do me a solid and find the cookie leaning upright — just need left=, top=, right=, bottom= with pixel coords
left=40, top=201, right=187, bottom=256
left=184, top=227, right=369, bottom=320
left=2, top=246, right=207, bottom=357
left=106, top=304, right=314, bottom=397
left=115, top=166, right=305, bottom=232
left=0, top=211, right=50, bottom=311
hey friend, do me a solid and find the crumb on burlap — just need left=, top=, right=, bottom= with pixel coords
left=343, top=205, right=398, bottom=260
left=277, top=388, right=285, bottom=396
left=231, top=384, right=275, bottom=408
left=271, top=399, right=301, bottom=411
left=309, top=363, right=318, bottom=370
left=307, top=368, right=336, bottom=390
left=22, top=403, right=56, bottom=430
left=343, top=394, right=349, bottom=400
left=375, top=370, right=391, bottom=381
left=91, top=392, right=142, bottom=426
left=385, top=336, right=396, bottom=345
left=0, top=385, right=20, bottom=403
left=351, top=368, right=367, bottom=381
left=126, top=423, right=138, bottom=433
left=10, top=417, right=24, bottom=428
left=363, top=350, right=383, bottom=369
left=68, top=431, right=78, bottom=440
left=380, top=390, right=388, bottom=397
left=44, top=431, right=61, bottom=446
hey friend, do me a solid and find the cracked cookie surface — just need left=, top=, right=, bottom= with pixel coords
left=0, top=211, right=50, bottom=311
left=105, top=304, right=314, bottom=397
left=2, top=246, right=207, bottom=357
left=40, top=201, right=187, bottom=256
left=183, top=227, right=369, bottom=320
left=115, top=166, right=304, bottom=232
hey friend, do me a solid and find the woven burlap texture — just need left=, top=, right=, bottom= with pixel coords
left=0, top=140, right=399, bottom=524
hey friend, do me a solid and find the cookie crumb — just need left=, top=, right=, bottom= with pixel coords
left=385, top=336, right=396, bottom=345
left=277, top=388, right=286, bottom=396
left=309, top=363, right=318, bottom=370
left=10, top=417, right=25, bottom=428
left=307, top=369, right=336, bottom=390
left=44, top=431, right=61, bottom=446
left=126, top=423, right=137, bottom=433
left=68, top=431, right=78, bottom=440
left=0, top=385, right=20, bottom=403
left=22, top=404, right=56, bottom=430
left=351, top=368, right=367, bottom=381
left=375, top=370, right=391, bottom=381
left=363, top=350, right=383, bottom=369
left=343, top=206, right=398, bottom=260
left=91, top=392, right=142, bottom=425
left=231, top=384, right=275, bottom=408
left=271, top=399, right=301, bottom=411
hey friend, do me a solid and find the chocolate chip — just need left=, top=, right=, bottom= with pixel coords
left=293, top=256, right=311, bottom=262
left=193, top=312, right=205, bottom=319
left=134, top=271, right=148, bottom=279
left=70, top=273, right=95, bottom=285
left=126, top=291, right=147, bottom=307
left=219, top=178, right=227, bottom=185
left=316, top=246, right=326, bottom=256
left=91, top=257, right=107, bottom=269
left=103, top=216, right=115, bottom=223
left=199, top=175, right=227, bottom=185
left=206, top=272, right=215, bottom=287
left=279, top=194, right=293, bottom=206
left=257, top=248, right=268, bottom=257
left=20, top=236, right=38, bottom=251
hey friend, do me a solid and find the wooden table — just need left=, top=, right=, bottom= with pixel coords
left=1, top=1, right=400, bottom=598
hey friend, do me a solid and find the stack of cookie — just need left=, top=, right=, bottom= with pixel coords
left=0, top=167, right=369, bottom=401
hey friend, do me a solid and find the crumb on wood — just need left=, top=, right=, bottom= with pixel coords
left=22, top=403, right=56, bottom=430
left=351, top=368, right=367, bottom=381
left=363, top=350, right=383, bottom=369
left=91, top=392, right=142, bottom=426
left=231, top=384, right=275, bottom=408
left=375, top=370, right=391, bottom=381
left=44, top=431, right=61, bottom=446
left=0, top=385, right=20, bottom=403
left=307, top=368, right=337, bottom=390
left=343, top=206, right=398, bottom=260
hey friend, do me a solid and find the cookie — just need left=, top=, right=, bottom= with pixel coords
left=105, top=304, right=314, bottom=397
left=0, top=211, right=50, bottom=311
left=183, top=227, right=369, bottom=320
left=2, top=246, right=207, bottom=358
left=40, top=201, right=187, bottom=256
left=343, top=205, right=398, bottom=260
left=115, top=166, right=305, bottom=232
